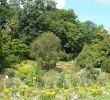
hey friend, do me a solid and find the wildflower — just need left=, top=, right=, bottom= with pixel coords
left=3, top=88, right=10, bottom=95
left=71, top=92, right=79, bottom=100
left=5, top=75, right=8, bottom=79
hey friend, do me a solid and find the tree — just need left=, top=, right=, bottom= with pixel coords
left=76, top=36, right=110, bottom=69
left=2, top=39, right=29, bottom=59
left=8, top=0, right=21, bottom=10
left=18, top=0, right=56, bottom=44
left=30, top=32, right=61, bottom=69
left=101, top=58, right=110, bottom=73
left=0, top=0, right=7, bottom=6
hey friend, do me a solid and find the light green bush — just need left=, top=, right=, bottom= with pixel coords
left=25, top=64, right=44, bottom=87
left=16, top=62, right=44, bottom=87
left=30, top=32, right=61, bottom=70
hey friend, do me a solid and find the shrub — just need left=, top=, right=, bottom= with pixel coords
left=5, top=55, right=21, bottom=65
left=57, top=72, right=67, bottom=88
left=60, top=51, right=74, bottom=61
left=101, top=58, right=110, bottom=73
left=25, top=64, right=44, bottom=87
left=30, top=32, right=61, bottom=70
left=41, top=89, right=56, bottom=100
left=87, top=67, right=100, bottom=80
left=90, top=86, right=102, bottom=96
left=17, top=66, right=32, bottom=75
left=76, top=37, right=110, bottom=69
left=76, top=44, right=105, bottom=69
left=3, top=39, right=29, bottom=59
left=16, top=61, right=44, bottom=87
left=0, top=48, right=7, bottom=72
left=4, top=68, right=15, bottom=78
left=16, top=63, right=33, bottom=80
left=3, top=88, right=10, bottom=95
left=18, top=85, right=29, bottom=96
left=76, top=45, right=94, bottom=68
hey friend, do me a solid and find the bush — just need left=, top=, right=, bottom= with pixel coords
left=57, top=72, right=67, bottom=88
left=87, top=68, right=100, bottom=80
left=76, top=37, right=110, bottom=69
left=4, top=68, right=15, bottom=78
left=5, top=55, right=21, bottom=65
left=30, top=32, right=61, bottom=70
left=25, top=64, right=44, bottom=87
left=16, top=61, right=44, bottom=87
left=101, top=58, right=110, bottom=73
left=76, top=45, right=96, bottom=68
left=60, top=51, right=75, bottom=61
left=3, top=39, right=29, bottom=59
left=0, top=48, right=7, bottom=72
left=90, top=86, right=102, bottom=96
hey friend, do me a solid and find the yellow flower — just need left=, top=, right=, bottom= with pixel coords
left=45, top=91, right=56, bottom=96
left=19, top=85, right=29, bottom=95
left=3, top=88, right=10, bottom=95
left=90, top=86, right=102, bottom=96
left=17, top=65, right=32, bottom=75
left=41, top=88, right=56, bottom=97
left=64, top=89, right=72, bottom=96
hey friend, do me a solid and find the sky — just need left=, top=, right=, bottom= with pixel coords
left=55, top=0, right=110, bottom=31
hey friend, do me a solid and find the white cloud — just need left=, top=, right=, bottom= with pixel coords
left=55, top=0, right=66, bottom=9
left=96, top=0, right=110, bottom=5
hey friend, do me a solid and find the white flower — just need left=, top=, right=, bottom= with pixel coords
left=4, top=85, right=6, bottom=88
left=5, top=75, right=8, bottom=79
left=71, top=92, right=79, bottom=100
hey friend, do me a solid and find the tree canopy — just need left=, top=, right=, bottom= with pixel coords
left=0, top=0, right=109, bottom=71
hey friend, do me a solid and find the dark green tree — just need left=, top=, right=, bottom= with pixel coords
left=76, top=36, right=110, bottom=69
left=18, top=0, right=56, bottom=44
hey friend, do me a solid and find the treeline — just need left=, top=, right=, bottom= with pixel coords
left=0, top=0, right=110, bottom=72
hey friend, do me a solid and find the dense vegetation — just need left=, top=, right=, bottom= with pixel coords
left=0, top=0, right=110, bottom=99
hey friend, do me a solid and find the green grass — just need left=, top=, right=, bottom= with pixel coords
left=86, top=96, right=110, bottom=100
left=94, top=96, right=110, bottom=100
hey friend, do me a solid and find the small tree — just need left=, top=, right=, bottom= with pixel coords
left=30, top=32, right=61, bottom=69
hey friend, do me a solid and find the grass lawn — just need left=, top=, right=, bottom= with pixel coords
left=86, top=96, right=110, bottom=100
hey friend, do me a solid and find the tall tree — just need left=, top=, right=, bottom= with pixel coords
left=18, top=0, right=56, bottom=44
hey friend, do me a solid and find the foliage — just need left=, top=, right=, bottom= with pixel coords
left=3, top=88, right=10, bottom=96
left=5, top=55, right=21, bottom=65
left=4, top=68, right=15, bottom=77
left=101, top=58, right=110, bottom=73
left=0, top=0, right=110, bottom=99
left=30, top=32, right=61, bottom=69
left=57, top=72, right=67, bottom=88
left=87, top=68, right=100, bottom=80
left=3, top=39, right=29, bottom=59
left=76, top=36, right=110, bottom=69
left=60, top=51, right=75, bottom=61
left=76, top=45, right=98, bottom=68
left=18, top=85, right=29, bottom=96
left=18, top=0, right=56, bottom=44
left=89, top=86, right=102, bottom=96
left=16, top=61, right=44, bottom=87
left=0, top=60, right=110, bottom=99
left=41, top=87, right=73, bottom=100
left=25, top=65, right=44, bottom=87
